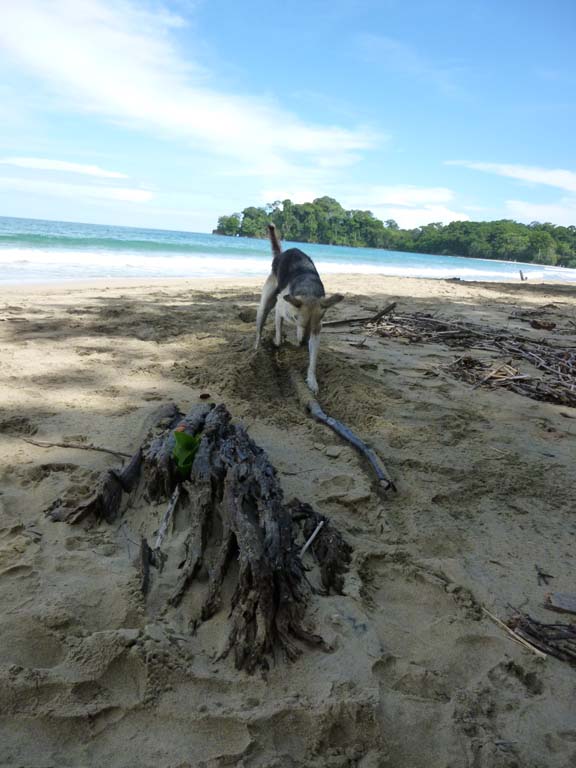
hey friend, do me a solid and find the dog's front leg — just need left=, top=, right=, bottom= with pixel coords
left=306, top=333, right=320, bottom=393
left=274, top=303, right=284, bottom=347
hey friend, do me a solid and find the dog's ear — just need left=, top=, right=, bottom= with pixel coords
left=320, top=293, right=344, bottom=309
left=283, top=294, right=303, bottom=308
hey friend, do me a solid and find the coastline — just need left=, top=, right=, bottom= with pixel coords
left=1, top=272, right=575, bottom=298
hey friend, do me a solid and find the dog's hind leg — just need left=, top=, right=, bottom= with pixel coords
left=306, top=333, right=320, bottom=394
left=255, top=273, right=278, bottom=349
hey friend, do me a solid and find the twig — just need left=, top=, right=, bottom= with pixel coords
left=300, top=520, right=324, bottom=557
left=481, top=607, right=547, bottom=659
left=348, top=337, right=368, bottom=348
left=472, top=363, right=509, bottom=390
left=21, top=437, right=131, bottom=459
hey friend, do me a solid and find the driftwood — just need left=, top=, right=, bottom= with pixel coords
left=45, top=467, right=126, bottom=525
left=47, top=400, right=350, bottom=673
left=289, top=371, right=396, bottom=493
left=167, top=405, right=338, bottom=672
left=482, top=607, right=547, bottom=659
left=322, top=301, right=397, bottom=327
left=508, top=613, right=576, bottom=666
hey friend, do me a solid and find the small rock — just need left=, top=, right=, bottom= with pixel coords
left=325, top=445, right=342, bottom=459
left=313, top=443, right=324, bottom=451
left=445, top=583, right=459, bottom=594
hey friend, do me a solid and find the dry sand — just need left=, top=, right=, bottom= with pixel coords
left=0, top=274, right=575, bottom=768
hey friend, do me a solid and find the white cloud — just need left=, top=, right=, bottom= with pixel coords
left=0, top=156, right=128, bottom=178
left=344, top=185, right=455, bottom=207
left=341, top=185, right=469, bottom=227
left=506, top=198, right=576, bottom=226
left=260, top=188, right=323, bottom=205
left=369, top=205, right=469, bottom=229
left=0, top=177, right=153, bottom=203
left=447, top=161, right=576, bottom=193
left=0, top=0, right=377, bottom=178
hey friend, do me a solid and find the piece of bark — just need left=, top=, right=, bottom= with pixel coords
left=113, top=449, right=143, bottom=492
left=544, top=592, right=576, bottom=616
left=46, top=469, right=124, bottom=524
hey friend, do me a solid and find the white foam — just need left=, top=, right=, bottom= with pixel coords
left=0, top=246, right=575, bottom=283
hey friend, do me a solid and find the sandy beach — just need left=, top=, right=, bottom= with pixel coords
left=1, top=273, right=576, bottom=768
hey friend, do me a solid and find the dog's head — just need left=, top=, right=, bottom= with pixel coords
left=284, top=293, right=344, bottom=342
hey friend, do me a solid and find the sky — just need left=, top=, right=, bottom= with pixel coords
left=0, top=0, right=575, bottom=233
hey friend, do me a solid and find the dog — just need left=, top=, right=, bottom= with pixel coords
left=254, top=224, right=343, bottom=394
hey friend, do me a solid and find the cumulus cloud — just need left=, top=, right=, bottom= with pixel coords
left=340, top=185, right=469, bottom=227
left=0, top=157, right=127, bottom=178
left=506, top=198, right=576, bottom=226
left=0, top=177, right=153, bottom=203
left=369, top=205, right=469, bottom=229
left=0, top=0, right=377, bottom=178
left=447, top=161, right=576, bottom=193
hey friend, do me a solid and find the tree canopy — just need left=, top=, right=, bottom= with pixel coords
left=213, top=197, right=576, bottom=268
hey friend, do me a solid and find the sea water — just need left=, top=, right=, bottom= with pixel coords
left=1, top=215, right=575, bottom=284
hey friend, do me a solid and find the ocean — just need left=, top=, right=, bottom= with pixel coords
left=1, top=215, right=576, bottom=285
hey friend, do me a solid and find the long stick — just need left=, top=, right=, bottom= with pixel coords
left=289, top=371, right=396, bottom=492
left=21, top=437, right=131, bottom=459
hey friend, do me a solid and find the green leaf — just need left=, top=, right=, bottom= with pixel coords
left=172, top=431, right=201, bottom=477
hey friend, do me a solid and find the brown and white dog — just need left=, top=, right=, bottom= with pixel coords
left=255, top=224, right=343, bottom=393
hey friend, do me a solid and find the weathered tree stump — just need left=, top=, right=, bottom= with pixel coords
left=46, top=400, right=351, bottom=673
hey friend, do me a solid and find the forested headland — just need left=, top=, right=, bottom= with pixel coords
left=213, top=197, right=576, bottom=268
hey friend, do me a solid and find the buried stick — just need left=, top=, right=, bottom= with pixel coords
left=289, top=370, right=396, bottom=493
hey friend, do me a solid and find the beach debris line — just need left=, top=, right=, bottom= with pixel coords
left=334, top=305, right=576, bottom=408
left=45, top=401, right=351, bottom=673
left=508, top=612, right=576, bottom=666
left=289, top=369, right=396, bottom=493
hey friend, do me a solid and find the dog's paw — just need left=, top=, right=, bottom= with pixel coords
left=306, top=376, right=319, bottom=395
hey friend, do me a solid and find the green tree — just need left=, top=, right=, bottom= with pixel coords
left=213, top=198, right=575, bottom=267
left=239, top=206, right=269, bottom=238
left=213, top=214, right=241, bottom=236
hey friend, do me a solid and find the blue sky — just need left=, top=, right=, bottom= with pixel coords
left=0, top=0, right=575, bottom=232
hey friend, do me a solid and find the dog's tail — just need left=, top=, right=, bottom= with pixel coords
left=268, top=223, right=282, bottom=258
